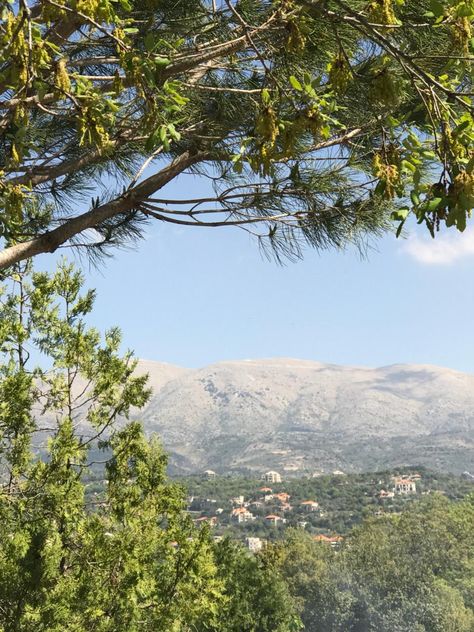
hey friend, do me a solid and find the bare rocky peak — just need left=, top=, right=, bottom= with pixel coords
left=135, top=359, right=191, bottom=388
left=134, top=358, right=474, bottom=475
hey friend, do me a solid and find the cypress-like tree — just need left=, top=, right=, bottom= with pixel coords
left=0, top=260, right=227, bottom=631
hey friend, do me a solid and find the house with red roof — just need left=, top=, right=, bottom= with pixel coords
left=313, top=534, right=343, bottom=547
left=273, top=492, right=291, bottom=503
left=265, top=514, right=282, bottom=526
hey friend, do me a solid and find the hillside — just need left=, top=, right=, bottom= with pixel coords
left=181, top=467, right=474, bottom=538
left=133, top=358, right=474, bottom=475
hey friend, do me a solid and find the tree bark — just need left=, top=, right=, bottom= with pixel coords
left=0, top=151, right=205, bottom=270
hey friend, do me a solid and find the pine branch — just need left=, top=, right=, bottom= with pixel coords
left=0, top=151, right=206, bottom=269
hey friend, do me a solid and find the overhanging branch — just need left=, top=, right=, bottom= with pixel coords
left=0, top=151, right=206, bottom=270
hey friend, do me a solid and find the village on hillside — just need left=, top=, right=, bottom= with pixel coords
left=182, top=467, right=472, bottom=552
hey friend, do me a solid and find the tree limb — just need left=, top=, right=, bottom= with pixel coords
left=0, top=151, right=206, bottom=270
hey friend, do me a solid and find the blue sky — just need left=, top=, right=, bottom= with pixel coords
left=37, top=174, right=474, bottom=373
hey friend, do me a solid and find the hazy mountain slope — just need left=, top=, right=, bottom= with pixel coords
left=135, top=358, right=474, bottom=474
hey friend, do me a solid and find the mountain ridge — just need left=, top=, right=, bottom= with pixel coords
left=133, top=358, right=474, bottom=475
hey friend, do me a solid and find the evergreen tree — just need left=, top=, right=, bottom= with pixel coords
left=0, top=0, right=472, bottom=269
left=0, top=260, right=225, bottom=631
left=202, top=538, right=303, bottom=632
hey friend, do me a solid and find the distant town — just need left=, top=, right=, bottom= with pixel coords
left=181, top=467, right=474, bottom=552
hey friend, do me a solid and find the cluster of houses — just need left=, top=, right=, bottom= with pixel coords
left=188, top=470, right=425, bottom=552
left=189, top=471, right=344, bottom=550
left=226, top=472, right=322, bottom=528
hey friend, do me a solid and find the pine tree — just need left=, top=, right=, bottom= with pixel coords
left=0, top=0, right=472, bottom=268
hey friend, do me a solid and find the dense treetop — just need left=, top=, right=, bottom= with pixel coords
left=277, top=494, right=474, bottom=631
left=0, top=0, right=472, bottom=268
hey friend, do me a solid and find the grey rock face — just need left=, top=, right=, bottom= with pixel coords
left=134, top=358, right=474, bottom=475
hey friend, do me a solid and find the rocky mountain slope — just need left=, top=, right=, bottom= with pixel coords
left=133, top=358, right=474, bottom=475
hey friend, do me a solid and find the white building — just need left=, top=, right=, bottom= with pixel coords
left=246, top=537, right=264, bottom=552
left=262, top=471, right=282, bottom=483
left=202, top=469, right=216, bottom=480
left=265, top=514, right=282, bottom=526
left=300, top=500, right=319, bottom=512
left=231, top=507, right=255, bottom=523
left=394, top=478, right=416, bottom=495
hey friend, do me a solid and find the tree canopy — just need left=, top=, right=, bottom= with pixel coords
left=276, top=495, right=474, bottom=631
left=0, top=258, right=302, bottom=631
left=0, top=0, right=472, bottom=268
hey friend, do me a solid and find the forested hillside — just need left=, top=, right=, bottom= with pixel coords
left=180, top=467, right=474, bottom=538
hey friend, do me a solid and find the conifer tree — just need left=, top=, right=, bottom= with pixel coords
left=0, top=0, right=472, bottom=268
left=0, top=260, right=226, bottom=631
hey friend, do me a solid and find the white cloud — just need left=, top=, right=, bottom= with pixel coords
left=401, top=228, right=474, bottom=265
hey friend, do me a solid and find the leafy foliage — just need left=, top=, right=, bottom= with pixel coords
left=276, top=495, right=474, bottom=631
left=0, top=0, right=472, bottom=267
left=198, top=538, right=302, bottom=632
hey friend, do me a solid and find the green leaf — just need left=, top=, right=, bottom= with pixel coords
left=401, top=160, right=417, bottom=173
left=167, top=123, right=181, bottom=141
left=429, top=0, right=445, bottom=16
left=159, top=125, right=167, bottom=142
left=289, top=76, right=303, bottom=91
left=424, top=197, right=443, bottom=212
left=144, top=33, right=155, bottom=52
left=410, top=191, right=421, bottom=206
left=143, top=65, right=155, bottom=84
left=154, top=56, right=171, bottom=67
left=391, top=207, right=409, bottom=221
left=232, top=160, right=243, bottom=174
left=408, top=133, right=421, bottom=147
